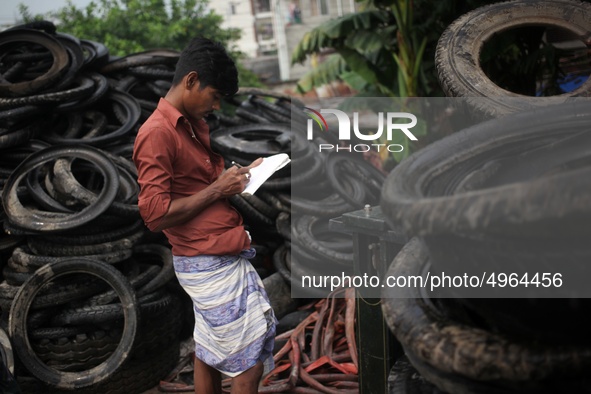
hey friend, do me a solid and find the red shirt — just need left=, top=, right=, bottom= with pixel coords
left=133, top=98, right=249, bottom=256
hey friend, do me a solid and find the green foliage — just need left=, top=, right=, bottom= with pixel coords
left=292, top=0, right=497, bottom=162
left=18, top=0, right=262, bottom=87
left=50, top=0, right=238, bottom=55
left=292, top=9, right=397, bottom=96
left=293, top=0, right=498, bottom=97
left=295, top=55, right=348, bottom=93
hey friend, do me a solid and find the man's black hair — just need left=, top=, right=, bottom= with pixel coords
left=173, top=37, right=238, bottom=96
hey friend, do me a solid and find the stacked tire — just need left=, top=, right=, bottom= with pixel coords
left=0, top=19, right=388, bottom=392
left=210, top=89, right=387, bottom=300
left=435, top=0, right=591, bottom=118
left=0, top=22, right=183, bottom=393
left=380, top=100, right=591, bottom=393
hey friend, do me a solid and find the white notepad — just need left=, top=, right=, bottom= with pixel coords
left=242, top=153, right=291, bottom=195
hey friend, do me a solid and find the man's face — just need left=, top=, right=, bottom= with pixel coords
left=183, top=73, right=223, bottom=121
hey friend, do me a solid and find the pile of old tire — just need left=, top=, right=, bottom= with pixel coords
left=0, top=22, right=267, bottom=392
left=211, top=89, right=386, bottom=298
left=0, top=147, right=178, bottom=389
left=435, top=0, right=591, bottom=119
left=0, top=22, right=185, bottom=393
left=0, top=19, right=384, bottom=390
left=380, top=100, right=591, bottom=393
left=0, top=202, right=184, bottom=393
left=101, top=48, right=179, bottom=125
left=1, top=245, right=180, bottom=393
left=0, top=22, right=140, bottom=148
left=0, top=233, right=180, bottom=393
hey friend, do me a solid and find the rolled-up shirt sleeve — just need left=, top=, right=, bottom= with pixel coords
left=133, top=126, right=175, bottom=231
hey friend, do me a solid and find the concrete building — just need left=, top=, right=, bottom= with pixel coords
left=208, top=0, right=263, bottom=59
left=211, top=0, right=357, bottom=83
left=275, top=0, right=357, bottom=81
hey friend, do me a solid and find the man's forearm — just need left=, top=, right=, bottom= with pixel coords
left=153, top=185, right=222, bottom=231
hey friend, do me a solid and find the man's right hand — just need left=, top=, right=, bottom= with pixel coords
left=151, top=160, right=259, bottom=231
left=213, top=158, right=262, bottom=197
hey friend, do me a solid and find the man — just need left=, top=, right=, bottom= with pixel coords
left=133, top=37, right=275, bottom=394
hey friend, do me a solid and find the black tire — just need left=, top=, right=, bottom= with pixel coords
left=10, top=246, right=133, bottom=272
left=0, top=29, right=69, bottom=97
left=215, top=113, right=247, bottom=128
left=131, top=244, right=175, bottom=296
left=0, top=327, right=14, bottom=375
left=380, top=100, right=591, bottom=239
left=0, top=140, right=50, bottom=166
left=0, top=121, right=40, bottom=149
left=250, top=97, right=292, bottom=122
left=31, top=327, right=123, bottom=372
left=31, top=298, right=180, bottom=373
left=84, top=264, right=160, bottom=306
left=27, top=228, right=143, bottom=257
left=242, top=193, right=281, bottom=219
left=229, top=194, right=276, bottom=227
left=56, top=72, right=109, bottom=112
left=293, top=215, right=353, bottom=266
left=38, top=219, right=143, bottom=246
left=52, top=215, right=135, bottom=237
left=2, top=264, right=33, bottom=286
left=287, top=149, right=324, bottom=188
left=258, top=191, right=290, bottom=214
left=388, top=356, right=444, bottom=394
left=325, top=152, right=385, bottom=208
left=6, top=20, right=57, bottom=34
left=80, top=39, right=109, bottom=70
left=128, top=65, right=174, bottom=80
left=380, top=101, right=591, bottom=333
left=235, top=87, right=305, bottom=107
left=0, top=76, right=95, bottom=109
left=235, top=104, right=272, bottom=123
left=0, top=105, right=40, bottom=122
left=2, top=145, right=120, bottom=232
left=50, top=33, right=85, bottom=92
left=0, top=280, right=22, bottom=310
left=381, top=239, right=591, bottom=390
left=0, top=233, right=24, bottom=254
left=8, top=258, right=139, bottom=389
left=29, top=326, right=96, bottom=341
left=40, top=90, right=141, bottom=147
left=25, top=166, right=72, bottom=214
left=435, top=0, right=591, bottom=118
left=0, top=275, right=109, bottom=311
left=275, top=212, right=291, bottom=241
left=50, top=291, right=171, bottom=326
left=210, top=123, right=293, bottom=159
left=288, top=247, right=333, bottom=299
left=289, top=192, right=356, bottom=217
left=272, top=243, right=291, bottom=284
left=17, top=337, right=179, bottom=394
left=145, top=80, right=171, bottom=97
left=99, top=49, right=179, bottom=74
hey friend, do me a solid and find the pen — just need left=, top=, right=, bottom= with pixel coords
left=231, top=161, right=243, bottom=168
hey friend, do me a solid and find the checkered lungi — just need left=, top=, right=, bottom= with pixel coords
left=173, top=249, right=276, bottom=377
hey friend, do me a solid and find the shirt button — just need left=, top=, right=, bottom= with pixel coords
left=206, top=159, right=210, bottom=163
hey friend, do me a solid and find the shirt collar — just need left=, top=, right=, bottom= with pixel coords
left=156, top=97, right=208, bottom=133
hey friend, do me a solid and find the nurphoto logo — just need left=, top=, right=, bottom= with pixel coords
left=304, top=108, right=418, bottom=153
